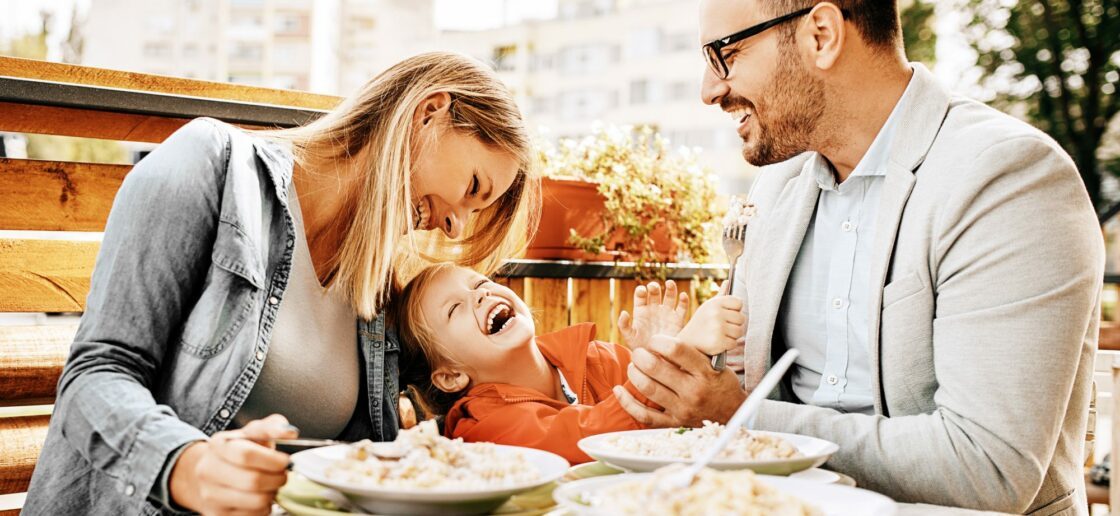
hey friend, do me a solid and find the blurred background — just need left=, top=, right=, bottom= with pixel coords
left=0, top=2, right=1118, bottom=512
left=7, top=0, right=1114, bottom=199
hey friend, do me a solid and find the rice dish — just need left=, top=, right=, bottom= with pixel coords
left=586, top=466, right=821, bottom=515
left=324, top=420, right=540, bottom=489
left=606, top=421, right=801, bottom=461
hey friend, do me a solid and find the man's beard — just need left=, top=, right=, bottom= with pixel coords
left=729, top=46, right=826, bottom=167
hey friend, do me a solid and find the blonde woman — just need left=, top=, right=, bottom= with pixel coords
left=24, top=52, right=538, bottom=516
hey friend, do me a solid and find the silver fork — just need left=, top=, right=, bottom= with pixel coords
left=713, top=200, right=750, bottom=371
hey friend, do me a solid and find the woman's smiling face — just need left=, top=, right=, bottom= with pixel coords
left=408, top=93, right=519, bottom=239
left=417, top=266, right=536, bottom=382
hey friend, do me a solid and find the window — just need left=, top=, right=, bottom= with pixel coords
left=143, top=42, right=172, bottom=59
left=275, top=12, right=307, bottom=35
left=231, top=42, right=263, bottom=61
left=669, top=81, right=692, bottom=101
left=630, top=79, right=649, bottom=105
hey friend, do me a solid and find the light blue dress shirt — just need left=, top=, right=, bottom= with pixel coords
left=779, top=77, right=917, bottom=415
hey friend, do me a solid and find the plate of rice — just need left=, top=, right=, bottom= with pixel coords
left=290, top=421, right=569, bottom=515
left=553, top=466, right=896, bottom=516
left=578, top=421, right=838, bottom=475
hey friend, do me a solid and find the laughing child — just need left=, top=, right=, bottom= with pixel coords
left=391, top=263, right=744, bottom=463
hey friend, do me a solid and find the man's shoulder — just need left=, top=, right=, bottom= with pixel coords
left=929, top=95, right=1072, bottom=172
left=745, top=153, right=815, bottom=206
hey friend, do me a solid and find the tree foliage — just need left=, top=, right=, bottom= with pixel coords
left=1, top=10, right=127, bottom=165
left=902, top=0, right=938, bottom=66
left=957, top=0, right=1120, bottom=213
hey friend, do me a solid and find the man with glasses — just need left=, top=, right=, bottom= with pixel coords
left=615, top=1, right=1102, bottom=513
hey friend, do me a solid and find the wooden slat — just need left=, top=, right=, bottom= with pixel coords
left=504, top=277, right=526, bottom=301
left=526, top=278, right=569, bottom=334
left=0, top=239, right=98, bottom=312
left=570, top=278, right=613, bottom=340
left=0, top=56, right=340, bottom=111
left=0, top=415, right=50, bottom=495
left=1100, top=322, right=1120, bottom=351
left=611, top=279, right=638, bottom=345
left=0, top=159, right=129, bottom=232
left=0, top=325, right=76, bottom=406
left=0, top=101, right=188, bottom=143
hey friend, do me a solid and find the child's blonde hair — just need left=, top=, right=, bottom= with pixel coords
left=392, top=263, right=470, bottom=421
left=271, top=52, right=539, bottom=319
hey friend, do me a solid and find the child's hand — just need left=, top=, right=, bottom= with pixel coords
left=677, top=295, right=746, bottom=355
left=618, top=280, right=689, bottom=350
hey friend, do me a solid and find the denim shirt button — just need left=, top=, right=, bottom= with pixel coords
left=256, top=351, right=265, bottom=361
left=268, top=296, right=279, bottom=305
left=124, top=484, right=135, bottom=496
left=219, top=408, right=231, bottom=418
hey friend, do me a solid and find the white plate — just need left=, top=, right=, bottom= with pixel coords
left=291, top=443, right=569, bottom=515
left=553, top=473, right=897, bottom=516
left=578, top=429, right=838, bottom=475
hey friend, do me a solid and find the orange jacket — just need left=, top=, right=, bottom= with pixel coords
left=443, top=323, right=652, bottom=464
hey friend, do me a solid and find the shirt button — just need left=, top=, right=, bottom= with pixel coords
left=219, top=409, right=231, bottom=418
left=826, top=375, right=839, bottom=385
left=268, top=296, right=280, bottom=306
left=256, top=351, right=265, bottom=361
left=124, top=484, right=135, bottom=496
left=831, top=298, right=843, bottom=309
left=842, top=221, right=854, bottom=232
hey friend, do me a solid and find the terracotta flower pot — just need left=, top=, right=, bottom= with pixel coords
left=525, top=177, right=677, bottom=262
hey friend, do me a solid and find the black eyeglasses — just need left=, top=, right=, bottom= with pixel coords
left=703, top=7, right=842, bottom=79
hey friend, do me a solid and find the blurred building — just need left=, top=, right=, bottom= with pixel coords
left=81, top=0, right=753, bottom=188
left=437, top=0, right=756, bottom=190
left=82, top=0, right=434, bottom=94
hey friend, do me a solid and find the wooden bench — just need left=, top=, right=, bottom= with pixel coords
left=0, top=55, right=726, bottom=514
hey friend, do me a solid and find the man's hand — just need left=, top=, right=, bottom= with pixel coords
left=618, top=280, right=689, bottom=351
left=613, top=335, right=747, bottom=427
left=677, top=295, right=745, bottom=355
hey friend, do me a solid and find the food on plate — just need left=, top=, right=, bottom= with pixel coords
left=605, top=421, right=801, bottom=461
left=323, top=420, right=540, bottom=489
left=585, top=466, right=822, bottom=515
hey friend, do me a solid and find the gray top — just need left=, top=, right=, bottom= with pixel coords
left=25, top=118, right=402, bottom=516
left=234, top=186, right=359, bottom=438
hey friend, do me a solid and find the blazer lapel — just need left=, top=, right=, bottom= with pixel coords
left=866, top=63, right=952, bottom=414
left=743, top=160, right=820, bottom=388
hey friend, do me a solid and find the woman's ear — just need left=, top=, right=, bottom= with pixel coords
left=431, top=365, right=469, bottom=394
left=414, top=91, right=452, bottom=129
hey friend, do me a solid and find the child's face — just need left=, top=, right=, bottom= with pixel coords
left=419, top=266, right=536, bottom=380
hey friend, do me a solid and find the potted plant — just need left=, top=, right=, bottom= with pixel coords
left=528, top=123, right=723, bottom=278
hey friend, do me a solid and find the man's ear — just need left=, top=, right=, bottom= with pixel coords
left=432, top=365, right=470, bottom=394
left=413, top=91, right=452, bottom=129
left=802, top=3, right=845, bottom=71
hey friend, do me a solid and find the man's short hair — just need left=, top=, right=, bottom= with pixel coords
left=769, top=0, right=902, bottom=50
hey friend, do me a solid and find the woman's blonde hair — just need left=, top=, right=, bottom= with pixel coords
left=272, top=51, right=539, bottom=319
left=392, top=263, right=469, bottom=420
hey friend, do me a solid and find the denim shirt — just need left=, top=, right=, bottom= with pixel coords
left=23, top=118, right=400, bottom=515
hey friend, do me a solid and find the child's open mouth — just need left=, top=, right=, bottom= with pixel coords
left=486, top=302, right=516, bottom=335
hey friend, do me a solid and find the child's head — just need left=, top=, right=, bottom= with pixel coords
left=394, top=263, right=536, bottom=416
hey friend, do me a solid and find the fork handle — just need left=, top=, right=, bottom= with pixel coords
left=711, top=263, right=738, bottom=371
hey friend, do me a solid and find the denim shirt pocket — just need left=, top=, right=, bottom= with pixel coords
left=179, top=220, right=264, bottom=358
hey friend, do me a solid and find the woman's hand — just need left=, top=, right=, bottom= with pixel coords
left=170, top=414, right=297, bottom=515
left=677, top=294, right=745, bottom=355
left=618, top=280, right=690, bottom=350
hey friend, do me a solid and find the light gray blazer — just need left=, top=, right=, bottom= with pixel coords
left=737, top=64, right=1103, bottom=515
